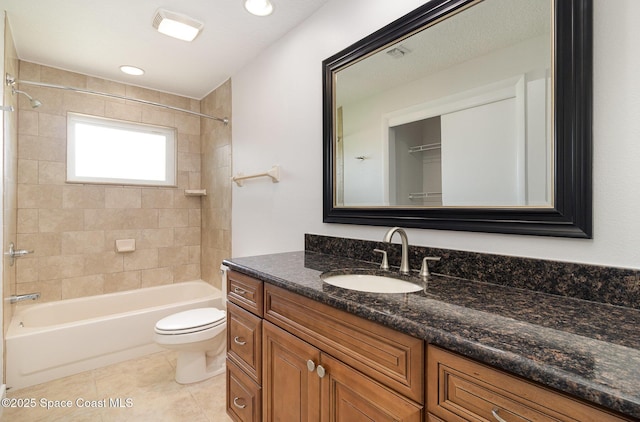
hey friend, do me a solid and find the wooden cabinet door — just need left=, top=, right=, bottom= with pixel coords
left=320, top=353, right=423, bottom=422
left=227, top=302, right=262, bottom=383
left=263, top=321, right=321, bottom=422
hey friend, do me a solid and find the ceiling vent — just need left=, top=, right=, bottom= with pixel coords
left=152, top=9, right=204, bottom=42
left=386, top=45, right=411, bottom=59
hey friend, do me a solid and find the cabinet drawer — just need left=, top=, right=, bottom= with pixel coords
left=227, top=302, right=262, bottom=383
left=227, top=270, right=263, bottom=316
left=264, top=283, right=424, bottom=403
left=427, top=345, right=631, bottom=422
left=227, top=359, right=261, bottom=422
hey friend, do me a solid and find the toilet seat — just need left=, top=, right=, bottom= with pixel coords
left=155, top=308, right=226, bottom=335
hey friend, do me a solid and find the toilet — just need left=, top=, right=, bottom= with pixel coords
left=154, top=307, right=227, bottom=384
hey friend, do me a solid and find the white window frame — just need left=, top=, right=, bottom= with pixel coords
left=67, top=113, right=177, bottom=187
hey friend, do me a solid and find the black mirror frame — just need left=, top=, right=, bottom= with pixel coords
left=322, top=0, right=592, bottom=238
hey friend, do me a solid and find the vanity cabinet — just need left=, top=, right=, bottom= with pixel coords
left=263, top=316, right=422, bottom=421
left=226, top=271, right=264, bottom=422
left=226, top=269, right=632, bottom=422
left=427, top=345, right=631, bottom=422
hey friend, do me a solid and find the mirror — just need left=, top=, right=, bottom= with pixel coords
left=323, top=0, right=592, bottom=238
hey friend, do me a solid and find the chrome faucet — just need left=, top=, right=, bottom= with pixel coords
left=9, top=292, right=40, bottom=303
left=382, top=227, right=410, bottom=275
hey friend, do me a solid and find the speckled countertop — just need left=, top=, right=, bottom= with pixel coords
left=223, top=251, right=640, bottom=419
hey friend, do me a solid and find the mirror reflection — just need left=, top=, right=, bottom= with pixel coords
left=334, top=0, right=552, bottom=208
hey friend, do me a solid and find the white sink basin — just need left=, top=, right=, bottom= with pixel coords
left=322, top=273, right=422, bottom=293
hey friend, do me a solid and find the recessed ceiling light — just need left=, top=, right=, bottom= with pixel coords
left=120, top=65, right=145, bottom=76
left=244, top=0, right=274, bottom=16
left=152, top=9, right=204, bottom=42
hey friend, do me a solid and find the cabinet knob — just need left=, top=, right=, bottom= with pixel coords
left=234, top=336, right=246, bottom=346
left=316, top=365, right=326, bottom=378
left=233, top=397, right=246, bottom=409
left=306, top=360, right=316, bottom=372
left=491, top=408, right=507, bottom=422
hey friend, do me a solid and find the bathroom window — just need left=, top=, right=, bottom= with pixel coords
left=67, top=113, right=177, bottom=186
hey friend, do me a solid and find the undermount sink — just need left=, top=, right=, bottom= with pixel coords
left=321, top=272, right=423, bottom=293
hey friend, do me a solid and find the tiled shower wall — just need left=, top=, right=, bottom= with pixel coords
left=201, top=80, right=232, bottom=286
left=14, top=62, right=208, bottom=302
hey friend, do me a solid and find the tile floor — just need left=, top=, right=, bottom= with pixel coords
left=2, top=351, right=233, bottom=421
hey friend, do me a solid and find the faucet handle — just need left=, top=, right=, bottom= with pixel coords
left=419, top=256, right=441, bottom=278
left=373, top=249, right=390, bottom=271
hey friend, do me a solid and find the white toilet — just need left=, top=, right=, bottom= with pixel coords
left=154, top=307, right=227, bottom=384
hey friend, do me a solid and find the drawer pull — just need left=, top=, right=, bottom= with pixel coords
left=234, top=336, right=246, bottom=346
left=306, top=360, right=316, bottom=372
left=233, top=397, right=246, bottom=409
left=491, top=408, right=507, bottom=422
left=234, top=287, right=247, bottom=295
left=316, top=365, right=327, bottom=378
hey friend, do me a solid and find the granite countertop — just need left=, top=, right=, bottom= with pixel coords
left=223, top=251, right=640, bottom=419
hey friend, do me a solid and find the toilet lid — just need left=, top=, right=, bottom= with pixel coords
left=155, top=308, right=226, bottom=334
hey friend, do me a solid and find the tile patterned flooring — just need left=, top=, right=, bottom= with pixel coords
left=2, top=351, right=232, bottom=421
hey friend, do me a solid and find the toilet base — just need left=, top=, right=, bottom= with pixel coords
left=175, top=349, right=226, bottom=384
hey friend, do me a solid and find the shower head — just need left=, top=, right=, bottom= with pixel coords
left=11, top=86, right=42, bottom=108
left=6, top=73, right=42, bottom=108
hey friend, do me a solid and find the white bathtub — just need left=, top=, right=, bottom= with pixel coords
left=6, top=280, right=223, bottom=390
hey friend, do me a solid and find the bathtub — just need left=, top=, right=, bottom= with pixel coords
left=6, top=280, right=223, bottom=390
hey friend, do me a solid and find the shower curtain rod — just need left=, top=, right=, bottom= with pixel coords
left=16, top=79, right=229, bottom=125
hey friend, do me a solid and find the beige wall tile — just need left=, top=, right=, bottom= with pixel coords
left=139, top=228, right=174, bottom=249
left=141, top=108, right=175, bottom=127
left=83, top=252, right=124, bottom=275
left=61, top=274, right=105, bottom=299
left=17, top=134, right=39, bottom=160
left=141, top=189, right=174, bottom=209
left=157, top=246, right=190, bottom=267
left=173, top=191, right=201, bottom=209
left=18, top=110, right=39, bottom=135
left=18, top=159, right=38, bottom=184
left=38, top=161, right=66, bottom=185
left=17, top=232, right=62, bottom=256
left=39, top=255, right=85, bottom=281
left=61, top=230, right=106, bottom=254
left=178, top=152, right=201, bottom=173
left=104, top=271, right=141, bottom=293
left=172, top=264, right=200, bottom=282
left=16, top=280, right=61, bottom=303
left=17, top=208, right=39, bottom=233
left=105, top=187, right=142, bottom=209
left=189, top=246, right=201, bottom=264
left=175, top=114, right=200, bottom=136
left=18, top=184, right=63, bottom=209
left=16, top=257, right=39, bottom=283
left=141, top=267, right=174, bottom=287
left=39, top=209, right=84, bottom=232
left=158, top=209, right=189, bottom=228
left=174, top=227, right=200, bottom=247
left=41, top=66, right=87, bottom=87
left=64, top=92, right=106, bottom=116
left=62, top=185, right=106, bottom=209
left=189, top=209, right=201, bottom=227
left=84, top=209, right=158, bottom=230
left=123, top=248, right=159, bottom=271
left=105, top=101, right=142, bottom=122
left=38, top=113, right=66, bottom=139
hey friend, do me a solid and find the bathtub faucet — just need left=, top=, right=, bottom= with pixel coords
left=9, top=292, right=40, bottom=303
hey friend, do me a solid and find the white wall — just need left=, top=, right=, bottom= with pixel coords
left=232, top=0, right=640, bottom=270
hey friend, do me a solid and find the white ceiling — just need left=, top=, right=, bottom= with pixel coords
left=2, top=0, right=329, bottom=99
